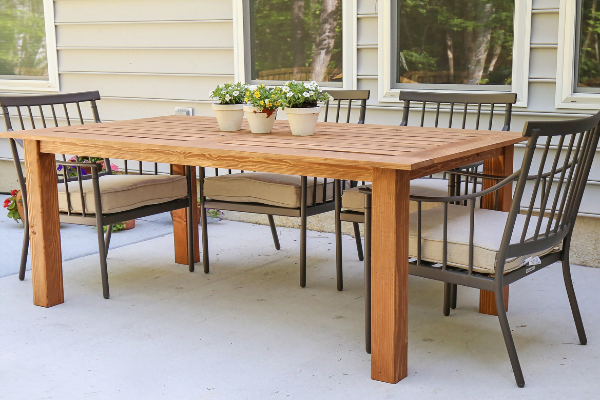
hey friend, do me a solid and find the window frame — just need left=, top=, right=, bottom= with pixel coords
left=233, top=0, right=357, bottom=90
left=0, top=0, right=59, bottom=92
left=378, top=0, right=531, bottom=107
left=556, top=0, right=600, bottom=109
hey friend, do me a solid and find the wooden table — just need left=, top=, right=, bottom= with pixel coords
left=0, top=116, right=525, bottom=384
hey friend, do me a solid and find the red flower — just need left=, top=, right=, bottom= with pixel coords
left=10, top=190, right=17, bottom=197
left=3, top=198, right=10, bottom=208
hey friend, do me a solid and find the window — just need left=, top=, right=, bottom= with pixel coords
left=236, top=0, right=353, bottom=87
left=379, top=0, right=531, bottom=105
left=575, top=0, right=600, bottom=93
left=0, top=0, right=58, bottom=91
left=393, top=0, right=514, bottom=89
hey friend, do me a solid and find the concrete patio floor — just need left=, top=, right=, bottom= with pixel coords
left=1, top=218, right=600, bottom=399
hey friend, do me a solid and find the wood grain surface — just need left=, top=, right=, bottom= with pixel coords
left=23, top=140, right=64, bottom=307
left=0, top=116, right=525, bottom=181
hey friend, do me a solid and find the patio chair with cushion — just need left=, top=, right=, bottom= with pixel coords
left=200, top=90, right=370, bottom=288
left=361, top=111, right=600, bottom=386
left=336, top=91, right=517, bottom=308
left=1, top=91, right=196, bottom=299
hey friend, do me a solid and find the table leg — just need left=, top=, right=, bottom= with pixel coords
left=480, top=144, right=514, bottom=315
left=23, top=140, right=63, bottom=307
left=172, top=165, right=200, bottom=264
left=371, top=168, right=409, bottom=383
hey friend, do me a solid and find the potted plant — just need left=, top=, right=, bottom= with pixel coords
left=57, top=156, right=119, bottom=177
left=3, top=189, right=23, bottom=223
left=210, top=83, right=248, bottom=131
left=243, top=84, right=283, bottom=134
left=281, top=81, right=333, bottom=136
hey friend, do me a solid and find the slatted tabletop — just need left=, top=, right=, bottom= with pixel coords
left=1, top=115, right=525, bottom=177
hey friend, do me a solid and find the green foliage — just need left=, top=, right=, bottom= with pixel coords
left=0, top=0, right=47, bottom=77
left=279, top=80, right=333, bottom=108
left=102, top=222, right=127, bottom=233
left=209, top=82, right=249, bottom=104
left=578, top=0, right=600, bottom=88
left=244, top=84, right=284, bottom=113
left=397, top=0, right=514, bottom=85
left=3, top=190, right=22, bottom=223
left=249, top=0, right=343, bottom=82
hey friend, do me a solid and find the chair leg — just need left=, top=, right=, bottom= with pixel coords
left=18, top=216, right=29, bottom=281
left=200, top=167, right=209, bottom=274
left=267, top=215, right=280, bottom=250
left=443, top=282, right=451, bottom=316
left=562, top=256, right=587, bottom=345
left=364, top=192, right=372, bottom=354
left=495, top=284, right=525, bottom=388
left=104, top=225, right=113, bottom=258
left=96, top=222, right=110, bottom=299
left=450, top=283, right=458, bottom=309
left=353, top=222, right=364, bottom=262
left=334, top=179, right=343, bottom=291
left=300, top=176, right=307, bottom=288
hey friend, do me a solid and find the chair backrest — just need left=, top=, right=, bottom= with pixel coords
left=324, top=89, right=370, bottom=124
left=499, top=111, right=600, bottom=268
left=399, top=91, right=516, bottom=131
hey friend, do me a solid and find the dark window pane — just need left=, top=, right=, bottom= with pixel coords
left=577, top=0, right=600, bottom=89
left=396, top=0, right=514, bottom=86
left=0, top=0, right=47, bottom=79
left=249, top=0, right=342, bottom=83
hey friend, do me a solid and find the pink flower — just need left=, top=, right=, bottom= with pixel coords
left=111, top=164, right=119, bottom=172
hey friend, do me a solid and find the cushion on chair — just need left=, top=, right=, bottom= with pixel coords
left=204, top=172, right=334, bottom=208
left=408, top=204, right=561, bottom=274
left=341, top=179, right=449, bottom=213
left=57, top=174, right=188, bottom=214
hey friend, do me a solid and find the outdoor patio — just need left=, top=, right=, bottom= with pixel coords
left=2, top=192, right=600, bottom=399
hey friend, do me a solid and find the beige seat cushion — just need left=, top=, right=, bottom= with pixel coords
left=58, top=174, right=188, bottom=214
left=204, top=172, right=334, bottom=208
left=342, top=178, right=451, bottom=213
left=408, top=204, right=560, bottom=274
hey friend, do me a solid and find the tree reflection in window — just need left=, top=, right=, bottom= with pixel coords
left=0, top=0, right=47, bottom=79
left=249, top=0, right=343, bottom=83
left=396, top=0, right=514, bottom=86
left=578, top=0, right=600, bottom=89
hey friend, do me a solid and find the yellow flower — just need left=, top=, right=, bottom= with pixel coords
left=259, top=84, right=265, bottom=88
left=254, top=91, right=261, bottom=98
left=275, top=101, right=280, bottom=106
left=244, top=97, right=249, bottom=102
left=260, top=100, right=265, bottom=105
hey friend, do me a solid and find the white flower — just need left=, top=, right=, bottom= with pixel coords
left=233, top=91, right=239, bottom=96
left=304, top=82, right=311, bottom=88
left=225, top=94, right=231, bottom=101
left=218, top=84, right=223, bottom=88
left=303, top=92, right=310, bottom=97
left=209, top=91, right=214, bottom=97
left=282, top=86, right=290, bottom=93
left=287, top=92, right=294, bottom=97
left=309, top=91, right=314, bottom=96
left=318, top=88, right=323, bottom=92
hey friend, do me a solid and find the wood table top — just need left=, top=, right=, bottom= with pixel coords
left=0, top=115, right=525, bottom=181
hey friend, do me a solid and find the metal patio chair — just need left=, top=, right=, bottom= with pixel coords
left=361, top=111, right=600, bottom=386
left=200, top=89, right=370, bottom=287
left=336, top=91, right=517, bottom=303
left=1, top=91, right=196, bottom=299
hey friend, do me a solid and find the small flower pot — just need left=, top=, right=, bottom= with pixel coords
left=243, top=105, right=277, bottom=134
left=212, top=103, right=244, bottom=131
left=285, top=106, right=321, bottom=136
left=15, top=191, right=25, bottom=222
left=122, top=220, right=136, bottom=230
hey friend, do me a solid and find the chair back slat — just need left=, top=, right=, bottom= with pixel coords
left=324, top=90, right=370, bottom=125
left=399, top=91, right=517, bottom=131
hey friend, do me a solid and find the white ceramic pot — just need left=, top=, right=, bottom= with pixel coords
left=243, top=105, right=277, bottom=134
left=285, top=106, right=320, bottom=136
left=212, top=103, right=244, bottom=131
